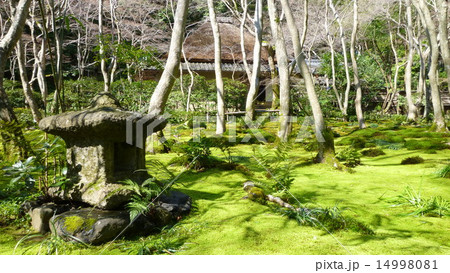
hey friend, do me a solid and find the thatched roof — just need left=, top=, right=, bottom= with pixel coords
left=182, top=22, right=269, bottom=63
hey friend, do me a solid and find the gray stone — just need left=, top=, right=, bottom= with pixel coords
left=158, top=191, right=192, bottom=217
left=28, top=203, right=74, bottom=234
left=51, top=208, right=131, bottom=245
left=39, top=93, right=166, bottom=209
left=30, top=206, right=55, bottom=234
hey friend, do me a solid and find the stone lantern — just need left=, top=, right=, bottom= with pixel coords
left=39, top=93, right=165, bottom=209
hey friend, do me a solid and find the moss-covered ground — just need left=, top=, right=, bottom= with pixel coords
left=0, top=121, right=449, bottom=255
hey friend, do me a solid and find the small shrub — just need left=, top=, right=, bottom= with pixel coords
left=170, top=137, right=221, bottom=170
left=0, top=199, right=27, bottom=227
left=361, top=148, right=385, bottom=157
left=401, top=156, right=424, bottom=165
left=336, top=148, right=361, bottom=167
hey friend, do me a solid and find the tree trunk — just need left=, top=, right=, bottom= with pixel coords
left=0, top=0, right=32, bottom=122
left=28, top=2, right=48, bottom=111
left=244, top=0, right=262, bottom=123
left=324, top=0, right=344, bottom=115
left=98, top=0, right=111, bottom=93
left=350, top=0, right=365, bottom=129
left=405, top=0, right=418, bottom=121
left=329, top=0, right=350, bottom=118
left=268, top=0, right=291, bottom=141
left=148, top=0, right=189, bottom=116
left=437, top=0, right=450, bottom=94
left=267, top=44, right=280, bottom=109
left=181, top=47, right=195, bottom=112
left=0, top=0, right=33, bottom=158
left=413, top=0, right=447, bottom=131
left=300, top=0, right=308, bottom=48
left=207, top=0, right=225, bottom=135
left=415, top=32, right=429, bottom=115
left=16, top=38, right=42, bottom=122
left=48, top=0, right=66, bottom=113
left=280, top=0, right=335, bottom=162
left=384, top=30, right=405, bottom=113
left=239, top=0, right=252, bottom=82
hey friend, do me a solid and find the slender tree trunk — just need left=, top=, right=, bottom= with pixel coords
left=267, top=44, right=279, bottom=109
left=109, top=0, right=121, bottom=85
left=16, top=39, right=42, bottom=122
left=244, top=0, right=263, bottom=123
left=148, top=0, right=189, bottom=116
left=300, top=0, right=308, bottom=48
left=31, top=21, right=48, bottom=110
left=384, top=30, right=405, bottom=113
left=0, top=0, right=33, bottom=158
left=405, top=0, right=418, bottom=121
left=281, top=0, right=335, bottom=162
left=415, top=36, right=429, bottom=115
left=413, top=0, right=447, bottom=131
left=324, top=0, right=344, bottom=114
left=48, top=0, right=66, bottom=113
left=329, top=0, right=350, bottom=118
left=98, top=0, right=110, bottom=93
left=239, top=0, right=252, bottom=82
left=350, top=0, right=365, bottom=129
left=28, top=1, right=48, bottom=111
left=207, top=0, right=225, bottom=135
left=268, top=0, right=291, bottom=141
left=181, top=47, right=195, bottom=112
left=437, top=0, right=450, bottom=93
left=0, top=0, right=32, bottom=122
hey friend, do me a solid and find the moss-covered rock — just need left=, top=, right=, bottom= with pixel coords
left=63, top=215, right=97, bottom=234
left=248, top=187, right=266, bottom=202
left=51, top=209, right=131, bottom=245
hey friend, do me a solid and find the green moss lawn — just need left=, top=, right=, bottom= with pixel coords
left=1, top=121, right=449, bottom=255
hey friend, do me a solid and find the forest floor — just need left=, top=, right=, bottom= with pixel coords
left=1, top=119, right=449, bottom=255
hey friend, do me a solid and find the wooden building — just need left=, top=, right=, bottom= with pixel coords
left=142, top=19, right=321, bottom=107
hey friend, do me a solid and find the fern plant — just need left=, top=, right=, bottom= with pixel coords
left=121, top=178, right=164, bottom=221
left=252, top=143, right=295, bottom=193
left=120, top=159, right=180, bottom=221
